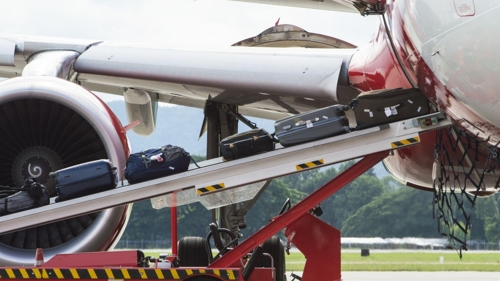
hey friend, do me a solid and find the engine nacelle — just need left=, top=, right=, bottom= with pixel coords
left=0, top=76, right=130, bottom=265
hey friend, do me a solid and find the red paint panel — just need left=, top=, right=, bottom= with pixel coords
left=285, top=213, right=341, bottom=281
left=247, top=268, right=276, bottom=281
left=348, top=20, right=412, bottom=91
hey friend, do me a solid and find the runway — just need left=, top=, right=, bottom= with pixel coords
left=287, top=272, right=500, bottom=281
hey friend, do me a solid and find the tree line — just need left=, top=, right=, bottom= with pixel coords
left=119, top=158, right=500, bottom=245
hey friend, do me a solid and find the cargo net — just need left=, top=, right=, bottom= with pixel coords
left=433, top=127, right=500, bottom=257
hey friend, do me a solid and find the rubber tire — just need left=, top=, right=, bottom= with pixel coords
left=256, top=236, right=286, bottom=281
left=178, top=236, right=210, bottom=267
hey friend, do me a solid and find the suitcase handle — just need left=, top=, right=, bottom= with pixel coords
left=349, top=99, right=358, bottom=110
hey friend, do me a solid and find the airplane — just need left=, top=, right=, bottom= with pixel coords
left=0, top=0, right=498, bottom=270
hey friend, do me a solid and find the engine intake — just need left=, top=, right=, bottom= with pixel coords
left=0, top=76, right=130, bottom=266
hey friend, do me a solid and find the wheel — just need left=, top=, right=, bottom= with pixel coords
left=177, top=236, right=210, bottom=267
left=256, top=236, right=286, bottom=281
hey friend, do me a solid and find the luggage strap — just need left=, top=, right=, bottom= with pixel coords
left=190, top=155, right=201, bottom=168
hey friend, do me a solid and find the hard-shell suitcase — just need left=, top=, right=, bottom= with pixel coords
left=349, top=88, right=430, bottom=129
left=0, top=179, right=49, bottom=216
left=50, top=159, right=118, bottom=202
left=124, top=145, right=191, bottom=184
left=274, top=104, right=350, bottom=147
left=220, top=128, right=275, bottom=161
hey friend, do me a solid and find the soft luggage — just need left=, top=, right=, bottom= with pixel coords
left=0, top=178, right=49, bottom=216
left=124, top=145, right=191, bottom=184
left=220, top=128, right=275, bottom=161
left=274, top=104, right=350, bottom=147
left=50, top=159, right=118, bottom=202
left=349, top=88, right=430, bottom=129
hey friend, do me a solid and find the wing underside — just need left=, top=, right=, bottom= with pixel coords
left=0, top=26, right=361, bottom=121
left=229, top=0, right=386, bottom=15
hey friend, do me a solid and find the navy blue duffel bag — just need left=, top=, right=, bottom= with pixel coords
left=124, top=145, right=192, bottom=184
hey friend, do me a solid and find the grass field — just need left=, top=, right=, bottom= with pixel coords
left=289, top=251, right=500, bottom=271
left=143, top=250, right=500, bottom=271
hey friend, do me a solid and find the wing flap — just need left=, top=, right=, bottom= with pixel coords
left=74, top=45, right=353, bottom=105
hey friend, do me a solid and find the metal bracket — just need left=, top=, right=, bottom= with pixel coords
left=228, top=180, right=271, bottom=229
left=354, top=1, right=386, bottom=16
left=220, top=104, right=258, bottom=130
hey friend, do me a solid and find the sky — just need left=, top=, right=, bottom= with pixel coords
left=0, top=0, right=378, bottom=46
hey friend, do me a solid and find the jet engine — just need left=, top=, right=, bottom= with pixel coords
left=0, top=76, right=130, bottom=266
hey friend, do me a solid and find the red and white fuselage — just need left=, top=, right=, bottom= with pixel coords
left=351, top=0, right=500, bottom=143
left=348, top=0, right=500, bottom=190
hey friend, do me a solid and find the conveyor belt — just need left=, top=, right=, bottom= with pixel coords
left=0, top=113, right=451, bottom=234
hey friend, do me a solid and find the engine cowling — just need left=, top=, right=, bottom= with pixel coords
left=0, top=76, right=130, bottom=266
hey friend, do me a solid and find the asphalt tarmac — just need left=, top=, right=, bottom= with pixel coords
left=287, top=272, right=500, bottom=281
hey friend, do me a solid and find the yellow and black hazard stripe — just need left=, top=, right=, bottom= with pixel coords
left=296, top=159, right=324, bottom=171
left=390, top=136, right=420, bottom=148
left=0, top=268, right=239, bottom=280
left=196, top=183, right=226, bottom=195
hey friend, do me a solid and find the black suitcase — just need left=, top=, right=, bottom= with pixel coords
left=220, top=128, right=275, bottom=161
left=124, top=145, right=191, bottom=184
left=349, top=88, right=430, bottom=129
left=274, top=105, right=350, bottom=147
left=0, top=179, right=49, bottom=216
left=50, top=159, right=118, bottom=202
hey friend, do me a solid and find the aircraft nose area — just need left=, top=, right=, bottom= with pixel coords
left=414, top=2, right=500, bottom=139
left=427, top=31, right=500, bottom=135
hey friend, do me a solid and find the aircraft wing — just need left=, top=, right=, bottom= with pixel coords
left=0, top=28, right=359, bottom=124
left=229, top=0, right=386, bottom=15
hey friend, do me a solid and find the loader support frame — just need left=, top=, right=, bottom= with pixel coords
left=285, top=213, right=341, bottom=281
left=209, top=151, right=388, bottom=280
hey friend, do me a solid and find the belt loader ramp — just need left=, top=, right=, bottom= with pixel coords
left=0, top=112, right=450, bottom=281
